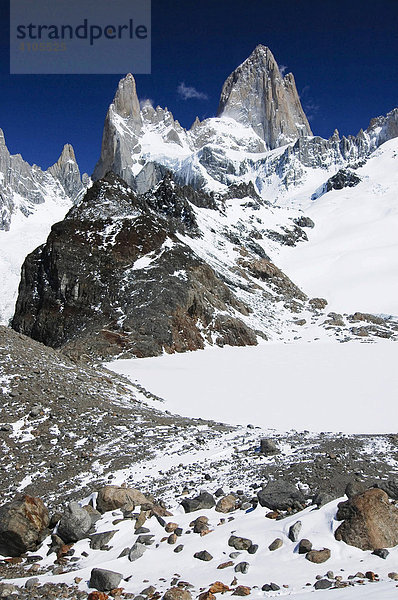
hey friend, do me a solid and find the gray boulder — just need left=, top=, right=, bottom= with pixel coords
left=89, top=568, right=122, bottom=591
left=129, top=541, right=146, bottom=561
left=288, top=521, right=302, bottom=542
left=57, top=502, right=92, bottom=543
left=181, top=491, right=215, bottom=513
left=257, top=481, right=305, bottom=511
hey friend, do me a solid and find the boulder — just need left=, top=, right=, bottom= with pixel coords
left=0, top=495, right=49, bottom=557
left=228, top=535, right=252, bottom=551
left=163, top=588, right=192, bottom=600
left=96, top=485, right=147, bottom=513
left=259, top=439, right=278, bottom=455
left=89, top=530, right=116, bottom=550
left=298, top=539, right=312, bottom=554
left=345, top=481, right=368, bottom=498
left=268, top=538, right=283, bottom=551
left=89, top=568, right=122, bottom=592
left=194, top=550, right=213, bottom=561
left=334, top=488, right=398, bottom=550
left=181, top=491, right=215, bottom=513
left=215, top=495, right=236, bottom=513
left=257, top=481, right=305, bottom=511
left=57, top=502, right=92, bottom=543
left=314, top=580, right=332, bottom=590
left=374, top=479, right=398, bottom=500
left=129, top=542, right=146, bottom=561
left=288, top=521, right=302, bottom=542
left=306, top=548, right=331, bottom=563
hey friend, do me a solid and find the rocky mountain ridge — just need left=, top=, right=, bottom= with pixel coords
left=92, top=46, right=398, bottom=200
left=0, top=130, right=84, bottom=231
left=11, top=170, right=398, bottom=359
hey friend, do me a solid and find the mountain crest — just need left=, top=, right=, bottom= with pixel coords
left=217, top=45, right=312, bottom=148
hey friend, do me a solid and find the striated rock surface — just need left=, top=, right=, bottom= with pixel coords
left=217, top=45, right=312, bottom=148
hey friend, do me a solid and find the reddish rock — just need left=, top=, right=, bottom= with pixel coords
left=334, top=489, right=398, bottom=550
left=209, top=582, right=230, bottom=594
left=88, top=593, right=109, bottom=600
left=0, top=495, right=49, bottom=557
left=217, top=561, right=234, bottom=569
left=232, top=586, right=251, bottom=596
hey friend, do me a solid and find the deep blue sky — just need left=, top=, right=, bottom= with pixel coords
left=1, top=0, right=398, bottom=175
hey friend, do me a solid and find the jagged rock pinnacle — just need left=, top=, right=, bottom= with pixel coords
left=113, top=73, right=142, bottom=126
left=217, top=45, right=312, bottom=148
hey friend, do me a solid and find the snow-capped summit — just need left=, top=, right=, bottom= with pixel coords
left=217, top=45, right=312, bottom=148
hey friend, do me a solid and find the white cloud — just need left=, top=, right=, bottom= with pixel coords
left=278, top=64, right=288, bottom=76
left=177, top=82, right=208, bottom=101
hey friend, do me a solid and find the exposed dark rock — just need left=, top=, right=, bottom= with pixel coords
left=288, top=521, right=302, bottom=542
left=293, top=216, right=315, bottom=229
left=326, top=169, right=361, bottom=192
left=314, top=580, right=333, bottom=590
left=12, top=173, right=257, bottom=360
left=228, top=535, right=253, bottom=551
left=194, top=550, right=213, bottom=561
left=268, top=538, right=283, bottom=551
left=257, top=480, right=305, bottom=511
left=260, top=439, right=279, bottom=456
left=181, top=492, right=216, bottom=513
left=89, top=568, right=122, bottom=592
left=298, top=538, right=312, bottom=554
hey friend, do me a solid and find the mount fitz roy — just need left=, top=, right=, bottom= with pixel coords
left=2, top=44, right=398, bottom=358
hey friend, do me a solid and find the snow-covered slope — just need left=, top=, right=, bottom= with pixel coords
left=277, top=138, right=398, bottom=315
left=0, top=132, right=86, bottom=324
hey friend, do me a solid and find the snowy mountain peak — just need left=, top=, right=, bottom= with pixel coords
left=216, top=45, right=312, bottom=148
left=47, top=143, right=84, bottom=199
left=0, top=128, right=5, bottom=146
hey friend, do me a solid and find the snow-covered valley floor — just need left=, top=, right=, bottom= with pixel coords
left=107, top=340, right=398, bottom=434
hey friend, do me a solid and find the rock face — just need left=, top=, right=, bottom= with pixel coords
left=334, top=488, right=398, bottom=550
left=11, top=173, right=259, bottom=359
left=217, top=45, right=312, bottom=148
left=0, top=495, right=49, bottom=557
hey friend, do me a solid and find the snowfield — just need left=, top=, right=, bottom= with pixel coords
left=277, top=138, right=398, bottom=316
left=107, top=340, right=398, bottom=434
left=0, top=192, right=71, bottom=325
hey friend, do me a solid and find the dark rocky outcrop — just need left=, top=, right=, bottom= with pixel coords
left=334, top=488, right=398, bottom=550
left=325, top=169, right=361, bottom=192
left=12, top=173, right=257, bottom=359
